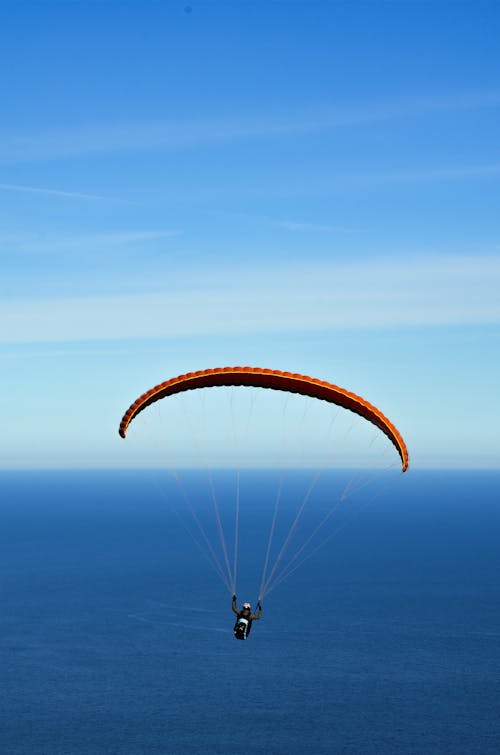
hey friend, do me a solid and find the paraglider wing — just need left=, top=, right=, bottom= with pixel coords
left=118, top=367, right=409, bottom=472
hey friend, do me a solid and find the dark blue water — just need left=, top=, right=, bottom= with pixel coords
left=1, top=470, right=499, bottom=754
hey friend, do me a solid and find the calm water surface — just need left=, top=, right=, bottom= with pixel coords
left=1, top=470, right=499, bottom=754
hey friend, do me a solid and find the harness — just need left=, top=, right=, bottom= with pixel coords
left=233, top=615, right=251, bottom=640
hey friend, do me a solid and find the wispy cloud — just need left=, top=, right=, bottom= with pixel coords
left=1, top=90, right=499, bottom=163
left=211, top=209, right=359, bottom=233
left=0, top=229, right=180, bottom=254
left=105, top=161, right=500, bottom=205
left=0, top=347, right=132, bottom=360
left=342, top=163, right=500, bottom=186
left=1, top=255, right=499, bottom=344
left=42, top=229, right=180, bottom=250
left=272, top=220, right=356, bottom=232
left=0, top=182, right=121, bottom=201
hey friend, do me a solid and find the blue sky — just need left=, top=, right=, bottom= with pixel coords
left=1, top=0, right=499, bottom=469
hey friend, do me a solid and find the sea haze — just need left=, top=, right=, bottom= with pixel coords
left=1, top=470, right=499, bottom=754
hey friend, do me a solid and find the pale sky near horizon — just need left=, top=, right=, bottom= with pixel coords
left=1, top=1, right=499, bottom=469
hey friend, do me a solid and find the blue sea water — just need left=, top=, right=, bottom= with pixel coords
left=1, top=469, right=499, bottom=755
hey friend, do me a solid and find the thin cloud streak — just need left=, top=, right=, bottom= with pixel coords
left=42, top=229, right=181, bottom=250
left=210, top=209, right=360, bottom=233
left=0, top=347, right=132, bottom=360
left=1, top=90, right=499, bottom=163
left=272, top=220, right=357, bottom=232
left=0, top=229, right=180, bottom=254
left=1, top=255, right=499, bottom=344
left=137, top=162, right=500, bottom=204
left=342, top=163, right=500, bottom=186
left=0, top=182, right=121, bottom=201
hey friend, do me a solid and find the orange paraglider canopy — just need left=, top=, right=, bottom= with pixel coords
left=119, top=366, right=409, bottom=472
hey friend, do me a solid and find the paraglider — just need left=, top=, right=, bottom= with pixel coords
left=119, top=366, right=409, bottom=472
left=119, top=366, right=408, bottom=639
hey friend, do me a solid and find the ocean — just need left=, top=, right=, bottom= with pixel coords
left=1, top=469, right=499, bottom=754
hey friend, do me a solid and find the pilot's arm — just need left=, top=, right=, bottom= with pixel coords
left=251, top=602, right=263, bottom=620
